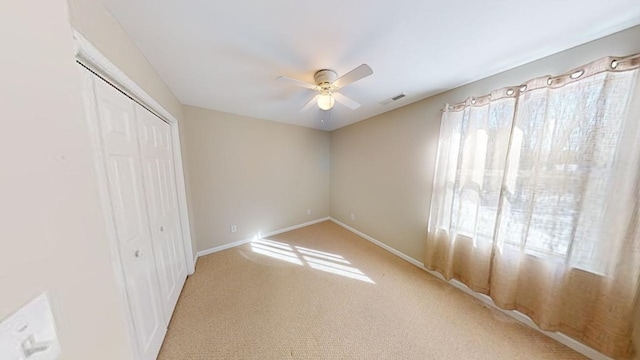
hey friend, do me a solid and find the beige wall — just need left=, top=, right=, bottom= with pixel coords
left=67, top=0, right=182, bottom=121
left=183, top=106, right=331, bottom=253
left=330, top=25, right=640, bottom=262
left=67, top=0, right=199, bottom=259
left=0, top=1, right=131, bottom=359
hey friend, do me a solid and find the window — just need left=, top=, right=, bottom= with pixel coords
left=426, top=54, right=640, bottom=360
left=431, top=67, right=640, bottom=275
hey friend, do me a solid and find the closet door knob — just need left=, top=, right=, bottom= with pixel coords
left=134, top=250, right=142, bottom=258
left=160, top=226, right=165, bottom=232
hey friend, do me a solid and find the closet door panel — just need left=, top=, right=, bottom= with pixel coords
left=93, top=78, right=166, bottom=360
left=137, top=104, right=187, bottom=319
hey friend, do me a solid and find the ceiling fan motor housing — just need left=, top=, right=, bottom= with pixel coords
left=314, top=69, right=338, bottom=89
left=278, top=64, right=371, bottom=112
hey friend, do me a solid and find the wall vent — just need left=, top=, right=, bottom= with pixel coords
left=379, top=93, right=406, bottom=105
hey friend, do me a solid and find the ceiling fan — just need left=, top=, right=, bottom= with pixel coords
left=277, top=64, right=373, bottom=111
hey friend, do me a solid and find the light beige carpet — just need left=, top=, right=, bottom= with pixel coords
left=158, top=221, right=586, bottom=359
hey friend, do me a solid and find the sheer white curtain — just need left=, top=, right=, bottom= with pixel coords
left=426, top=54, right=640, bottom=358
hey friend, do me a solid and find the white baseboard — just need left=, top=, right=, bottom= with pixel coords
left=428, top=270, right=612, bottom=360
left=329, top=217, right=611, bottom=360
left=196, top=238, right=253, bottom=259
left=329, top=218, right=424, bottom=268
left=263, top=217, right=330, bottom=238
left=195, top=217, right=331, bottom=259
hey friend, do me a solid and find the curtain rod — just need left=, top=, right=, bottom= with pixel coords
left=440, top=53, right=640, bottom=113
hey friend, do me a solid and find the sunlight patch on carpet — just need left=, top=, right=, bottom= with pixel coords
left=250, top=238, right=375, bottom=284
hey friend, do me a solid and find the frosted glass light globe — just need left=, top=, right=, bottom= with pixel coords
left=317, top=93, right=335, bottom=110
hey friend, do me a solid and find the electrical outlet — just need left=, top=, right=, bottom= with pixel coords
left=230, top=225, right=237, bottom=233
left=307, top=209, right=311, bottom=215
left=350, top=213, right=355, bottom=220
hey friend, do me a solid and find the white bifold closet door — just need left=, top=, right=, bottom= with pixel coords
left=137, top=108, right=187, bottom=320
left=90, top=72, right=187, bottom=360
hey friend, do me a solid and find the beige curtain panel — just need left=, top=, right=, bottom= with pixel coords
left=426, top=53, right=640, bottom=358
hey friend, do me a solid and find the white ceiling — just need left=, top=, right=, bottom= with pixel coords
left=101, top=0, right=640, bottom=131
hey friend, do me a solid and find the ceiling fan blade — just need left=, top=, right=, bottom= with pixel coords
left=333, top=92, right=361, bottom=110
left=333, top=64, right=373, bottom=89
left=300, top=94, right=319, bottom=112
left=276, top=75, right=318, bottom=90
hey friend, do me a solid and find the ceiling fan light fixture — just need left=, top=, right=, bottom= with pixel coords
left=317, top=92, right=335, bottom=110
left=279, top=64, right=372, bottom=113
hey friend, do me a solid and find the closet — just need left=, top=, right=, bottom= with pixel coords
left=80, top=66, right=188, bottom=360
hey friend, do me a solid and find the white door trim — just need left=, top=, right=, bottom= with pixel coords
left=73, top=30, right=195, bottom=275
